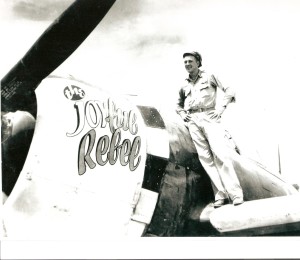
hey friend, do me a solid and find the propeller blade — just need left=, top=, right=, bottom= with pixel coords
left=1, top=0, right=116, bottom=113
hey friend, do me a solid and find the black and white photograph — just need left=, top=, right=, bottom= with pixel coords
left=1, top=0, right=300, bottom=259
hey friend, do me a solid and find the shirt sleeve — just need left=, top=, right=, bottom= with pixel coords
left=176, top=87, right=187, bottom=116
left=210, top=74, right=236, bottom=107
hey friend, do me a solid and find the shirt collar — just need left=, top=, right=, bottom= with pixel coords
left=186, top=68, right=206, bottom=82
left=183, top=69, right=207, bottom=96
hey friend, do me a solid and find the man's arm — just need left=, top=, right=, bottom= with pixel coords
left=210, top=74, right=235, bottom=120
left=211, top=74, right=236, bottom=108
left=176, top=88, right=185, bottom=113
left=176, top=88, right=191, bottom=122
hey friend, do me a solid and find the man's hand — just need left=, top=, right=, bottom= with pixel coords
left=209, top=107, right=226, bottom=121
left=180, top=111, right=192, bottom=122
left=183, top=113, right=192, bottom=122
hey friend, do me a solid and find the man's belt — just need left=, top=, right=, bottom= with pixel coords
left=187, top=107, right=214, bottom=113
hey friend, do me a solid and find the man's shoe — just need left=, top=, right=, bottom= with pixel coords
left=214, top=199, right=226, bottom=208
left=233, top=197, right=244, bottom=206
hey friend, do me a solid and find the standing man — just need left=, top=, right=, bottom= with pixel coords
left=176, top=51, right=244, bottom=207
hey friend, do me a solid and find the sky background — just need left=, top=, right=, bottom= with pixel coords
left=1, top=0, right=300, bottom=184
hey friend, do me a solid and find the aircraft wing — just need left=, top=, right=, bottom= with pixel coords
left=203, top=194, right=300, bottom=236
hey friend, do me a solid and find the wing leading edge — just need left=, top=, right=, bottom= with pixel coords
left=209, top=194, right=300, bottom=236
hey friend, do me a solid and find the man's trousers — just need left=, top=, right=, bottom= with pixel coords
left=187, top=114, right=243, bottom=201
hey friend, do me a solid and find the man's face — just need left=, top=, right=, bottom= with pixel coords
left=184, top=55, right=199, bottom=74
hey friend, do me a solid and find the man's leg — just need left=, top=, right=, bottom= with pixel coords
left=201, top=121, right=243, bottom=202
left=187, top=120, right=228, bottom=201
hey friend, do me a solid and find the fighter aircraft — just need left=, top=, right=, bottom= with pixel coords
left=2, top=0, right=300, bottom=238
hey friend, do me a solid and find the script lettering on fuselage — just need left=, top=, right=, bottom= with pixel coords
left=66, top=98, right=141, bottom=175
